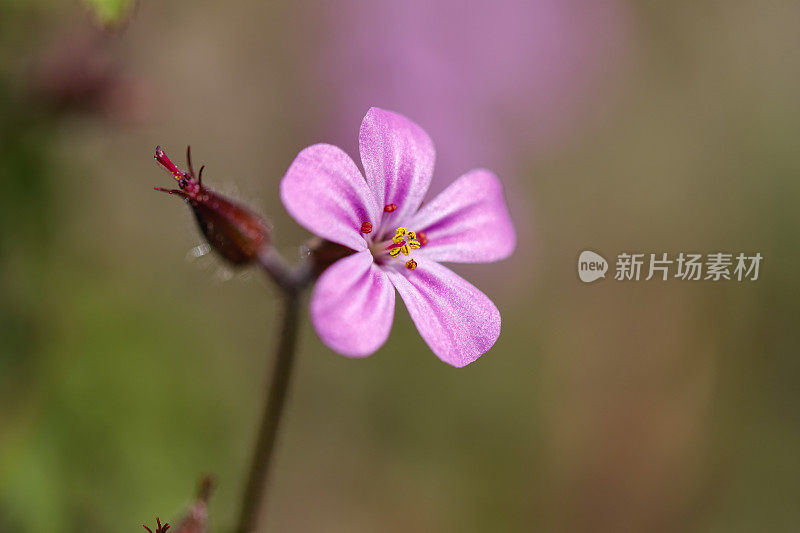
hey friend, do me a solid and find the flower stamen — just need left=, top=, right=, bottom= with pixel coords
left=382, top=226, right=422, bottom=262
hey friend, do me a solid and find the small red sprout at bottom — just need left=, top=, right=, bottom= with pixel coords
left=153, top=146, right=271, bottom=266
left=143, top=517, right=170, bottom=533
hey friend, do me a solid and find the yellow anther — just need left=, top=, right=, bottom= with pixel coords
left=384, top=226, right=423, bottom=268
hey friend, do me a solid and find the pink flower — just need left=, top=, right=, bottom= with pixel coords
left=281, top=108, right=515, bottom=367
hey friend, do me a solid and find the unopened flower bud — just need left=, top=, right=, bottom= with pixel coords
left=154, top=146, right=270, bottom=266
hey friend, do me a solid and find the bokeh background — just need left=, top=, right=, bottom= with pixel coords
left=1, top=1, right=799, bottom=531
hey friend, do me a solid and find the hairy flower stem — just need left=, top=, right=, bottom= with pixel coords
left=234, top=248, right=313, bottom=533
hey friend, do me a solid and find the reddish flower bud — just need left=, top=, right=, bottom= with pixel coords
left=154, top=146, right=270, bottom=266
left=29, top=26, right=148, bottom=122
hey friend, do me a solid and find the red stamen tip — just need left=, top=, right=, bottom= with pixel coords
left=154, top=186, right=185, bottom=197
left=154, top=146, right=182, bottom=178
left=143, top=517, right=170, bottom=533
left=360, top=222, right=373, bottom=234
left=405, top=259, right=417, bottom=270
left=384, top=203, right=397, bottom=213
left=417, top=231, right=428, bottom=246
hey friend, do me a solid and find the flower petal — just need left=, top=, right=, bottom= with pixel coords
left=359, top=107, right=435, bottom=227
left=310, top=250, right=396, bottom=358
left=385, top=257, right=500, bottom=367
left=281, top=143, right=380, bottom=250
left=408, top=169, right=515, bottom=263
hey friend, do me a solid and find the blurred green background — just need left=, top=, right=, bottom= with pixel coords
left=1, top=1, right=799, bottom=531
